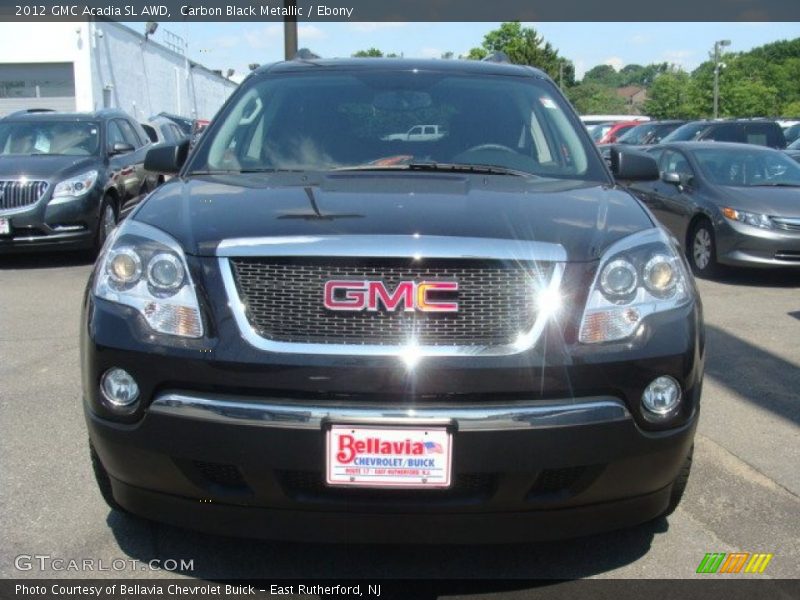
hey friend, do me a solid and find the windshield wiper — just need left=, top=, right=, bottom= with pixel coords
left=186, top=168, right=300, bottom=176
left=335, top=162, right=537, bottom=178
left=748, top=182, right=800, bottom=187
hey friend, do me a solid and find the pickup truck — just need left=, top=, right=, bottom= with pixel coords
left=382, top=124, right=446, bottom=142
left=82, top=57, right=703, bottom=543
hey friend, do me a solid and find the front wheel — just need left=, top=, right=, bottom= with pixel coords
left=688, top=219, right=720, bottom=278
left=94, top=196, right=117, bottom=255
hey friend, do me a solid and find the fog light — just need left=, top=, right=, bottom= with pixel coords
left=100, top=368, right=140, bottom=410
left=642, top=376, right=681, bottom=418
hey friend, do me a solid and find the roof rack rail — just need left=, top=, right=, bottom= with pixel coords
left=6, top=108, right=58, bottom=117
left=481, top=51, right=511, bottom=64
left=7, top=108, right=57, bottom=117
left=295, top=48, right=321, bottom=60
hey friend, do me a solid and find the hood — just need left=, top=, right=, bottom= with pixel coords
left=0, top=155, right=99, bottom=181
left=718, top=185, right=800, bottom=218
left=133, top=172, right=654, bottom=262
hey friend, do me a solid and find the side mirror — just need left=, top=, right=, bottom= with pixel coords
left=663, top=171, right=693, bottom=188
left=109, top=141, right=135, bottom=156
left=144, top=140, right=190, bottom=175
left=609, top=147, right=660, bottom=181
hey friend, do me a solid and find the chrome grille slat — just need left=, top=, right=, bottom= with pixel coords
left=0, top=179, right=48, bottom=210
left=230, top=259, right=550, bottom=347
left=772, top=217, right=800, bottom=233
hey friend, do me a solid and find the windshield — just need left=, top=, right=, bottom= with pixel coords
left=189, top=71, right=605, bottom=181
left=784, top=123, right=800, bottom=143
left=590, top=123, right=614, bottom=142
left=692, top=147, right=800, bottom=187
left=788, top=137, right=800, bottom=150
left=0, top=120, right=100, bottom=156
left=660, top=122, right=708, bottom=143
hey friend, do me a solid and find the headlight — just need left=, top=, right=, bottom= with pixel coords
left=579, top=229, right=692, bottom=344
left=94, top=220, right=203, bottom=338
left=722, top=207, right=772, bottom=229
left=49, top=170, right=98, bottom=204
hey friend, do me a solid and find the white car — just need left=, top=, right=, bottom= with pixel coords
left=382, top=124, right=446, bottom=142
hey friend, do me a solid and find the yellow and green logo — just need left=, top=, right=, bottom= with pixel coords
left=696, top=552, right=774, bottom=574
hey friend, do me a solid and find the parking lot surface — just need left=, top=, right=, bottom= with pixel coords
left=1, top=253, right=798, bottom=581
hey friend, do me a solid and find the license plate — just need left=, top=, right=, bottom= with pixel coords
left=326, top=424, right=452, bottom=488
left=0, top=217, right=9, bottom=235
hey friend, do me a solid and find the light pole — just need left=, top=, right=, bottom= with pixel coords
left=713, top=39, right=731, bottom=119
left=284, top=0, right=298, bottom=60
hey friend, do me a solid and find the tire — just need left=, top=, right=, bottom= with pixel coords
left=662, top=445, right=693, bottom=517
left=89, top=440, right=126, bottom=513
left=687, top=218, right=720, bottom=278
left=94, top=196, right=117, bottom=255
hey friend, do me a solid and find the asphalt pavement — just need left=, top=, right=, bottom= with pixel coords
left=1, top=252, right=798, bottom=583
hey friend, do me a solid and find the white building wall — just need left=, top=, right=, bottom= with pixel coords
left=89, top=21, right=236, bottom=121
left=0, top=22, right=236, bottom=121
left=0, top=22, right=93, bottom=110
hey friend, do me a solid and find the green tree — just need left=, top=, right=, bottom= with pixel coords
left=782, top=99, right=800, bottom=116
left=478, top=22, right=566, bottom=82
left=618, top=63, right=669, bottom=87
left=721, top=79, right=779, bottom=117
left=463, top=47, right=487, bottom=60
left=643, top=70, right=697, bottom=119
left=582, top=64, right=619, bottom=86
left=565, top=83, right=628, bottom=115
left=352, top=48, right=383, bottom=58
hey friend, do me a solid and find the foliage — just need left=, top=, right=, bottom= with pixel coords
left=584, top=63, right=670, bottom=88
left=582, top=64, right=618, bottom=86
left=472, top=22, right=574, bottom=85
left=782, top=100, right=800, bottom=116
left=351, top=26, right=800, bottom=118
left=352, top=48, right=384, bottom=58
left=643, top=71, right=698, bottom=119
left=565, top=83, right=627, bottom=115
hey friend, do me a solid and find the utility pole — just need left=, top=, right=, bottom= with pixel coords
left=284, top=0, right=298, bottom=60
left=713, top=39, right=731, bottom=119
left=559, top=61, right=564, bottom=90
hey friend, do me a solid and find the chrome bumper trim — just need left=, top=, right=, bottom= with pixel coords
left=216, top=234, right=568, bottom=262
left=149, top=392, right=631, bottom=431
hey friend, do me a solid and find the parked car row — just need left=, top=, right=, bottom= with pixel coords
left=0, top=108, right=200, bottom=254
left=593, top=118, right=787, bottom=149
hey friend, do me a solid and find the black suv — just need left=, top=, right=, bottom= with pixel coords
left=660, top=119, right=786, bottom=148
left=82, top=59, right=704, bottom=543
left=0, top=109, right=158, bottom=253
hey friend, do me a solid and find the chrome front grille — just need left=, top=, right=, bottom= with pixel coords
left=772, top=217, right=800, bottom=232
left=0, top=179, right=48, bottom=210
left=228, top=258, right=552, bottom=347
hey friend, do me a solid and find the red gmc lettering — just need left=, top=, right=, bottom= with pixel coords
left=324, top=280, right=367, bottom=310
left=324, top=280, right=458, bottom=312
left=368, top=281, right=414, bottom=311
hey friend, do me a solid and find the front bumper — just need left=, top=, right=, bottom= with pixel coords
left=88, top=395, right=696, bottom=543
left=82, top=275, right=704, bottom=541
left=0, top=191, right=101, bottom=252
left=716, top=218, right=800, bottom=267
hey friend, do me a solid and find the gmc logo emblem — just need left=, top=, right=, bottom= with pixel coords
left=324, top=280, right=459, bottom=313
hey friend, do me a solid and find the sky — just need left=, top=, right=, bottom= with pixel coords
left=132, top=21, right=800, bottom=81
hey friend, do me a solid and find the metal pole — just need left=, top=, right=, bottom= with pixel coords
left=284, top=0, right=298, bottom=60
left=559, top=61, right=564, bottom=90
left=713, top=42, right=720, bottom=119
